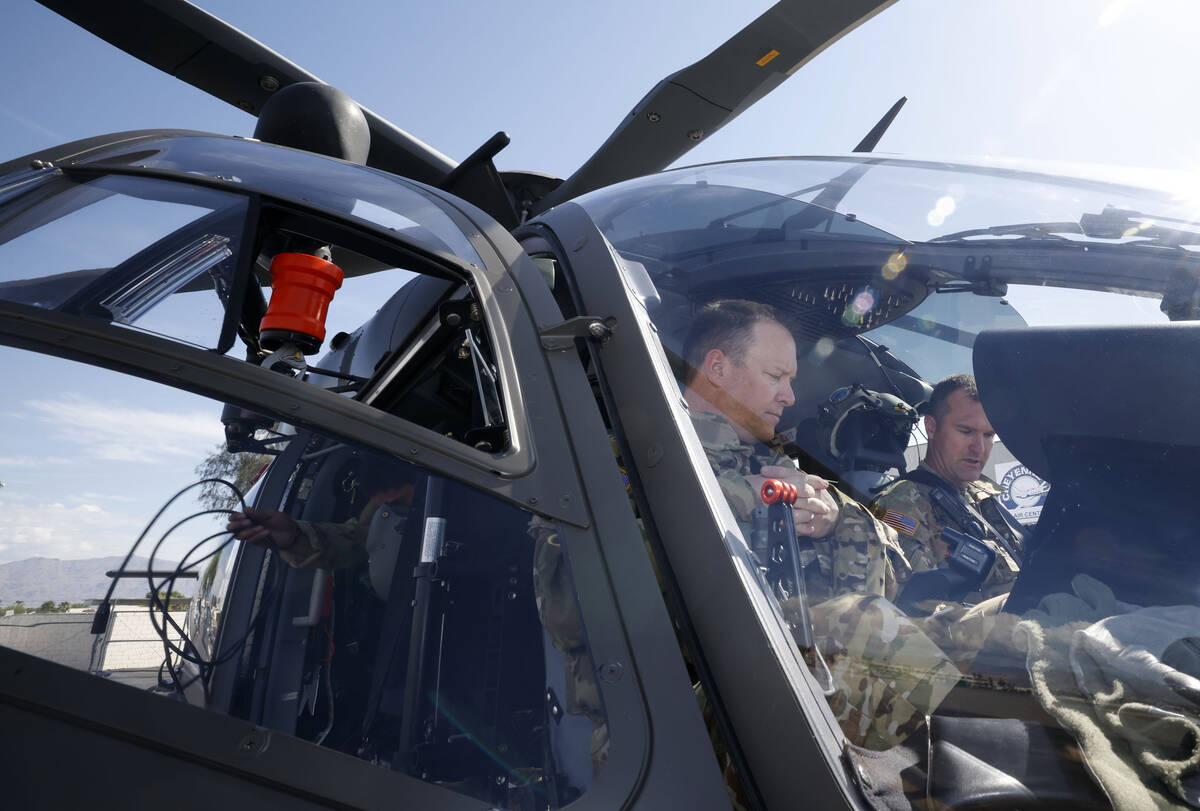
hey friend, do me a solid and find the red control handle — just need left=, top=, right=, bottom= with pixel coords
left=761, top=479, right=797, bottom=505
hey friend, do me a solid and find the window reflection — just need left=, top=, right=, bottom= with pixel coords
left=0, top=173, right=248, bottom=351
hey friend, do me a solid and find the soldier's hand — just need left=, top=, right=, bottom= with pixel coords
left=226, top=508, right=300, bottom=550
left=758, top=465, right=840, bottom=538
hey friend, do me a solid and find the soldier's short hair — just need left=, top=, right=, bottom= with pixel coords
left=926, top=374, right=979, bottom=419
left=682, top=299, right=783, bottom=383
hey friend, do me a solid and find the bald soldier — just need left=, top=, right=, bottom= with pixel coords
left=682, top=299, right=898, bottom=603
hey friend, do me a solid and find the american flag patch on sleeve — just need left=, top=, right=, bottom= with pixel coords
left=880, top=509, right=919, bottom=536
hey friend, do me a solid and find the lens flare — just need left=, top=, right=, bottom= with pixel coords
left=882, top=251, right=908, bottom=279
left=852, top=288, right=876, bottom=315
left=1122, top=219, right=1154, bottom=238
left=808, top=336, right=836, bottom=365
left=926, top=195, right=957, bottom=227
left=841, top=287, right=876, bottom=327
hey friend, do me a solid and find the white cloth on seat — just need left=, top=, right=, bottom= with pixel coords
left=1014, top=574, right=1200, bottom=810
left=1071, top=605, right=1200, bottom=808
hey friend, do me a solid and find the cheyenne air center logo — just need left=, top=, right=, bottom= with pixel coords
left=995, top=461, right=1051, bottom=525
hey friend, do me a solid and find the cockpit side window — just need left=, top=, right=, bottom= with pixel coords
left=0, top=171, right=252, bottom=352
left=0, top=161, right=657, bottom=808
left=0, top=169, right=515, bottom=455
left=0, top=342, right=607, bottom=808
left=241, top=432, right=608, bottom=805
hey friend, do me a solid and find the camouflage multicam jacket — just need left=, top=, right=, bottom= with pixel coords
left=690, top=411, right=900, bottom=603
left=529, top=516, right=609, bottom=776
left=871, top=462, right=1022, bottom=600
left=280, top=501, right=384, bottom=570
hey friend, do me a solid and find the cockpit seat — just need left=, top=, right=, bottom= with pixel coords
left=926, top=716, right=1111, bottom=809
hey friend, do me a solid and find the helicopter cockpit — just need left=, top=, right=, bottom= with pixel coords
left=566, top=156, right=1200, bottom=809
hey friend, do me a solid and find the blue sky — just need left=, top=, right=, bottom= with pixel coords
left=6, top=0, right=1200, bottom=178
left=0, top=0, right=1194, bottom=567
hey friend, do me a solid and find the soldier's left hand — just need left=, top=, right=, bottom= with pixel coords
left=757, top=465, right=840, bottom=538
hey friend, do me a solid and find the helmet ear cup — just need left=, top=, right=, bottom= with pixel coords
left=819, top=384, right=919, bottom=470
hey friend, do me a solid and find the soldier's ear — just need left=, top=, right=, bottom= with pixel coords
left=702, top=347, right=728, bottom=382
left=923, top=413, right=938, bottom=437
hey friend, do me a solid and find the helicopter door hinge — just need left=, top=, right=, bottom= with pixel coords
left=539, top=316, right=616, bottom=351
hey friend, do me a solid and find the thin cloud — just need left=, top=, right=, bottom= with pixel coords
left=70, top=492, right=138, bottom=504
left=1098, top=0, right=1135, bottom=27
left=0, top=499, right=145, bottom=563
left=0, top=456, right=72, bottom=468
left=0, top=495, right=229, bottom=564
left=23, top=394, right=223, bottom=464
left=0, top=101, right=67, bottom=144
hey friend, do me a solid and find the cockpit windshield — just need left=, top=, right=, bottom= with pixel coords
left=584, top=156, right=1200, bottom=245
left=579, top=157, right=1200, bottom=809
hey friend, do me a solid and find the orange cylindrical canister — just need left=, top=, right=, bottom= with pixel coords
left=259, top=252, right=344, bottom=353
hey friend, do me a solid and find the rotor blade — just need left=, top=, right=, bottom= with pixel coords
left=37, top=0, right=457, bottom=186
left=852, top=96, right=906, bottom=153
left=534, top=0, right=897, bottom=213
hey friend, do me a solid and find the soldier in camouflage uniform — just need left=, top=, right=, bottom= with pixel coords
left=682, top=300, right=968, bottom=751
left=871, top=374, right=1024, bottom=607
left=682, top=299, right=901, bottom=603
left=226, top=479, right=415, bottom=570
left=691, top=410, right=898, bottom=602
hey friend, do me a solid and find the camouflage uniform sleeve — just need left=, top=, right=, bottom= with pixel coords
left=288, top=516, right=371, bottom=570
left=528, top=515, right=608, bottom=775
left=689, top=412, right=760, bottom=523
left=529, top=516, right=587, bottom=655
left=809, top=487, right=899, bottom=602
left=713, top=467, right=760, bottom=524
left=811, top=593, right=962, bottom=750
left=871, top=480, right=943, bottom=583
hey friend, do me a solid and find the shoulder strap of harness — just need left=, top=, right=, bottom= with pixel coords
left=901, top=467, right=1023, bottom=563
left=977, top=494, right=1031, bottom=550
left=899, top=465, right=957, bottom=494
